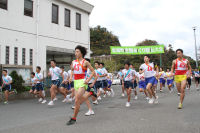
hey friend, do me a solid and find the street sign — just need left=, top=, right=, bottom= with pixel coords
left=110, top=45, right=164, bottom=55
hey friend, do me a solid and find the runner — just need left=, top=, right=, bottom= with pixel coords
left=1, top=70, right=17, bottom=104
left=29, top=72, right=37, bottom=96
left=94, top=61, right=103, bottom=102
left=117, top=68, right=125, bottom=97
left=136, top=69, right=149, bottom=100
left=140, top=55, right=159, bottom=104
left=186, top=70, right=192, bottom=90
left=159, top=67, right=166, bottom=92
left=193, top=68, right=200, bottom=91
left=66, top=63, right=75, bottom=103
left=165, top=68, right=174, bottom=93
left=99, top=63, right=114, bottom=98
left=59, top=66, right=69, bottom=102
left=107, top=72, right=114, bottom=97
left=66, top=45, right=96, bottom=125
left=48, top=60, right=62, bottom=106
left=130, top=64, right=138, bottom=100
left=153, top=66, right=159, bottom=93
left=35, top=66, right=46, bottom=104
left=121, top=61, right=136, bottom=107
left=171, top=49, right=191, bottom=109
left=84, top=58, right=98, bottom=116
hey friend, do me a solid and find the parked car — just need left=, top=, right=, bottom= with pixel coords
left=112, top=76, right=120, bottom=85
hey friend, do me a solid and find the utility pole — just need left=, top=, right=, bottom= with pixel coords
left=193, top=26, right=199, bottom=68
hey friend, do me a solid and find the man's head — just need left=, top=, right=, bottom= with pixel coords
left=124, top=61, right=130, bottom=69
left=94, top=61, right=100, bottom=69
left=167, top=68, right=170, bottom=72
left=100, top=63, right=104, bottom=68
left=36, top=66, right=41, bottom=73
left=130, top=64, right=133, bottom=69
left=31, top=72, right=35, bottom=78
left=2, top=70, right=7, bottom=76
left=139, top=69, right=143, bottom=74
left=50, top=60, right=56, bottom=67
left=144, top=55, right=150, bottom=63
left=176, top=49, right=183, bottom=58
left=75, top=45, right=87, bottom=59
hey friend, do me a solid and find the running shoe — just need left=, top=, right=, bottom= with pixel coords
left=66, top=118, right=76, bottom=125
left=178, top=103, right=182, bottom=109
left=85, top=110, right=94, bottom=116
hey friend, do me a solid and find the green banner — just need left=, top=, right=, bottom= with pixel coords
left=110, top=45, right=164, bottom=55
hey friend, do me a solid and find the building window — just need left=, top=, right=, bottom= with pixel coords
left=0, top=0, right=7, bottom=10
left=52, top=4, right=59, bottom=24
left=14, top=47, right=18, bottom=65
left=30, top=49, right=33, bottom=65
left=22, top=48, right=26, bottom=65
left=5, top=46, right=9, bottom=64
left=76, top=13, right=81, bottom=30
left=64, top=9, right=70, bottom=27
left=24, top=0, right=33, bottom=17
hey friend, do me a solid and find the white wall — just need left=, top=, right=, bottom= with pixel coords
left=0, top=0, right=92, bottom=77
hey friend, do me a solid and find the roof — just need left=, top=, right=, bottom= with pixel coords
left=59, top=0, right=94, bottom=14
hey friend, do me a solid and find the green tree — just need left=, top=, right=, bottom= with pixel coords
left=10, top=71, right=25, bottom=93
left=90, top=25, right=121, bottom=56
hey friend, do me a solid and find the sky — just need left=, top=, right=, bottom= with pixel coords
left=84, top=0, right=200, bottom=59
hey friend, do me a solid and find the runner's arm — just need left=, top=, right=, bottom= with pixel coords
left=69, top=62, right=74, bottom=83
left=86, top=61, right=95, bottom=84
left=171, top=60, right=175, bottom=75
left=187, top=60, right=192, bottom=77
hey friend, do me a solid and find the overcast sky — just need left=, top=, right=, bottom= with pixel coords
left=84, top=0, right=200, bottom=59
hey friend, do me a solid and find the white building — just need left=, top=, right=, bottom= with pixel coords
left=0, top=0, right=93, bottom=81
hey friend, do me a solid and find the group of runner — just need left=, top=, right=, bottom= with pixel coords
left=1, top=46, right=199, bottom=125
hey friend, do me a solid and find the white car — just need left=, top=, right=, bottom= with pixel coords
left=112, top=78, right=120, bottom=85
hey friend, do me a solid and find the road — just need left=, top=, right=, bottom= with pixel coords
left=0, top=84, right=200, bottom=133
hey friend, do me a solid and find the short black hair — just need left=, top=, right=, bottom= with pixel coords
left=124, top=61, right=130, bottom=66
left=60, top=66, right=65, bottom=69
left=94, top=61, right=100, bottom=65
left=31, top=72, right=35, bottom=76
left=3, top=70, right=7, bottom=73
left=85, top=58, right=90, bottom=63
left=176, top=49, right=183, bottom=53
left=144, top=55, right=150, bottom=58
left=139, top=69, right=143, bottom=71
left=100, top=62, right=104, bottom=66
left=50, top=60, right=56, bottom=64
left=36, top=66, right=41, bottom=71
left=75, top=45, right=87, bottom=58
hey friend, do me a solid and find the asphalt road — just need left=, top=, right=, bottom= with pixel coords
left=0, top=84, right=200, bottom=133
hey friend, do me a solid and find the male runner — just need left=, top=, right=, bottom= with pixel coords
left=140, top=55, right=159, bottom=104
left=48, top=60, right=62, bottom=106
left=171, top=49, right=191, bottom=109
left=122, top=61, right=136, bottom=107
left=1, top=70, right=17, bottom=104
left=66, top=45, right=95, bottom=125
left=35, top=66, right=46, bottom=104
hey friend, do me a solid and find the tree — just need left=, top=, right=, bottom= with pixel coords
left=9, top=71, right=25, bottom=93
left=90, top=25, right=121, bottom=56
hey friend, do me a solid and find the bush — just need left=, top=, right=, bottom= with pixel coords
left=10, top=71, right=25, bottom=93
